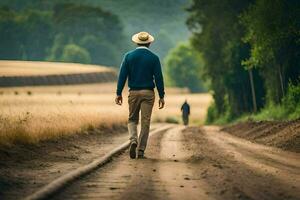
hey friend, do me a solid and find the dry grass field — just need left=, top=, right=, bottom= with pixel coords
left=0, top=93, right=127, bottom=146
left=0, top=60, right=112, bottom=76
left=0, top=82, right=212, bottom=146
left=0, top=60, right=211, bottom=146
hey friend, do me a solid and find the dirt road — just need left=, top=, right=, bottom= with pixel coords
left=51, top=125, right=300, bottom=200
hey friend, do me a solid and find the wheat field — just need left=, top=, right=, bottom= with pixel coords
left=0, top=60, right=112, bottom=76
left=0, top=83, right=212, bottom=146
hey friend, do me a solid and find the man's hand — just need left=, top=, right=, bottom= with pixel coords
left=115, top=95, right=123, bottom=105
left=159, top=98, right=165, bottom=109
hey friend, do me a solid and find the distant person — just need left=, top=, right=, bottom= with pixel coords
left=115, top=31, right=165, bottom=159
left=181, top=100, right=190, bottom=126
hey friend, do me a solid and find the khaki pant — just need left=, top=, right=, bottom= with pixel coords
left=128, top=90, right=155, bottom=151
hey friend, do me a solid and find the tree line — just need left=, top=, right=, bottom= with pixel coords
left=0, top=3, right=127, bottom=66
left=0, top=0, right=190, bottom=65
left=187, top=0, right=300, bottom=122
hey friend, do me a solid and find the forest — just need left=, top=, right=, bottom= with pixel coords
left=0, top=3, right=126, bottom=67
left=187, top=0, right=300, bottom=123
left=0, top=0, right=189, bottom=66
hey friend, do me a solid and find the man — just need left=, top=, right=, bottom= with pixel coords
left=181, top=100, right=190, bottom=126
left=115, top=31, right=165, bottom=159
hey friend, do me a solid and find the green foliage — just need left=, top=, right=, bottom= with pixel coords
left=165, top=116, right=180, bottom=124
left=51, top=3, right=126, bottom=66
left=0, top=3, right=126, bottom=66
left=282, top=82, right=300, bottom=117
left=164, top=42, right=207, bottom=92
left=79, top=35, right=118, bottom=66
left=83, top=0, right=190, bottom=60
left=223, top=82, right=300, bottom=123
left=0, top=0, right=190, bottom=61
left=187, top=0, right=264, bottom=118
left=0, top=7, right=53, bottom=60
left=188, top=0, right=299, bottom=123
left=251, top=104, right=287, bottom=121
left=0, top=7, right=21, bottom=59
left=19, top=10, right=54, bottom=60
left=61, top=44, right=91, bottom=64
left=240, top=0, right=300, bottom=104
left=205, top=94, right=233, bottom=124
left=47, top=33, right=66, bottom=61
left=205, top=103, right=218, bottom=124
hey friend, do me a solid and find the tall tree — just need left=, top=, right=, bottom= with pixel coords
left=51, top=3, right=127, bottom=66
left=19, top=10, right=53, bottom=60
left=164, top=42, right=206, bottom=92
left=187, top=0, right=265, bottom=119
left=241, top=0, right=300, bottom=104
left=0, top=3, right=127, bottom=66
left=0, top=7, right=53, bottom=60
left=0, top=7, right=22, bottom=59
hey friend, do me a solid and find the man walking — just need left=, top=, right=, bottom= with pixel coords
left=115, top=31, right=165, bottom=159
left=181, top=100, right=190, bottom=126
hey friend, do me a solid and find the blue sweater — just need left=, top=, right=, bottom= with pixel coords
left=116, top=48, right=165, bottom=98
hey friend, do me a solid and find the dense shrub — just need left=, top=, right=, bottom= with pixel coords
left=205, top=103, right=218, bottom=124
left=283, top=82, right=300, bottom=113
left=164, top=42, right=207, bottom=92
left=61, top=44, right=91, bottom=64
left=283, top=82, right=300, bottom=119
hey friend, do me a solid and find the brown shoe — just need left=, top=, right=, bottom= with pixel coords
left=129, top=142, right=137, bottom=159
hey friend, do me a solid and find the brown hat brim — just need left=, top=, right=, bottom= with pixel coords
left=132, top=33, right=154, bottom=44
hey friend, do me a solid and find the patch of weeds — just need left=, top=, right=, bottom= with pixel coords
left=165, top=116, right=179, bottom=124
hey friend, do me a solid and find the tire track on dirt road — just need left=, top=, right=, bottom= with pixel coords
left=50, top=125, right=299, bottom=200
left=52, top=125, right=212, bottom=200
left=24, top=124, right=171, bottom=200
left=159, top=126, right=213, bottom=200
left=204, top=126, right=299, bottom=188
left=182, top=126, right=300, bottom=200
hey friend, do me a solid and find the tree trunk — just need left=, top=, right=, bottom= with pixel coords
left=278, top=64, right=285, bottom=98
left=249, top=69, right=257, bottom=113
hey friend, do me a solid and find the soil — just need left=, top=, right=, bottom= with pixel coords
left=222, top=119, right=300, bottom=153
left=52, top=125, right=299, bottom=200
left=1, top=124, right=299, bottom=200
left=0, top=124, right=127, bottom=200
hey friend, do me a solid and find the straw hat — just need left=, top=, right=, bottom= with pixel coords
left=132, top=31, right=154, bottom=44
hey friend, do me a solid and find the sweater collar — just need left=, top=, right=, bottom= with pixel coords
left=136, top=46, right=149, bottom=50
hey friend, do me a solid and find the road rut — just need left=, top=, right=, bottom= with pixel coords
left=52, top=125, right=300, bottom=200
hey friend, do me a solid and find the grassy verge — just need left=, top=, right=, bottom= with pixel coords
left=236, top=104, right=299, bottom=122
left=206, top=83, right=300, bottom=125
left=206, top=103, right=300, bottom=125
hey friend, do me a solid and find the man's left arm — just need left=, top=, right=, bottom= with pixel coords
left=154, top=57, right=165, bottom=109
